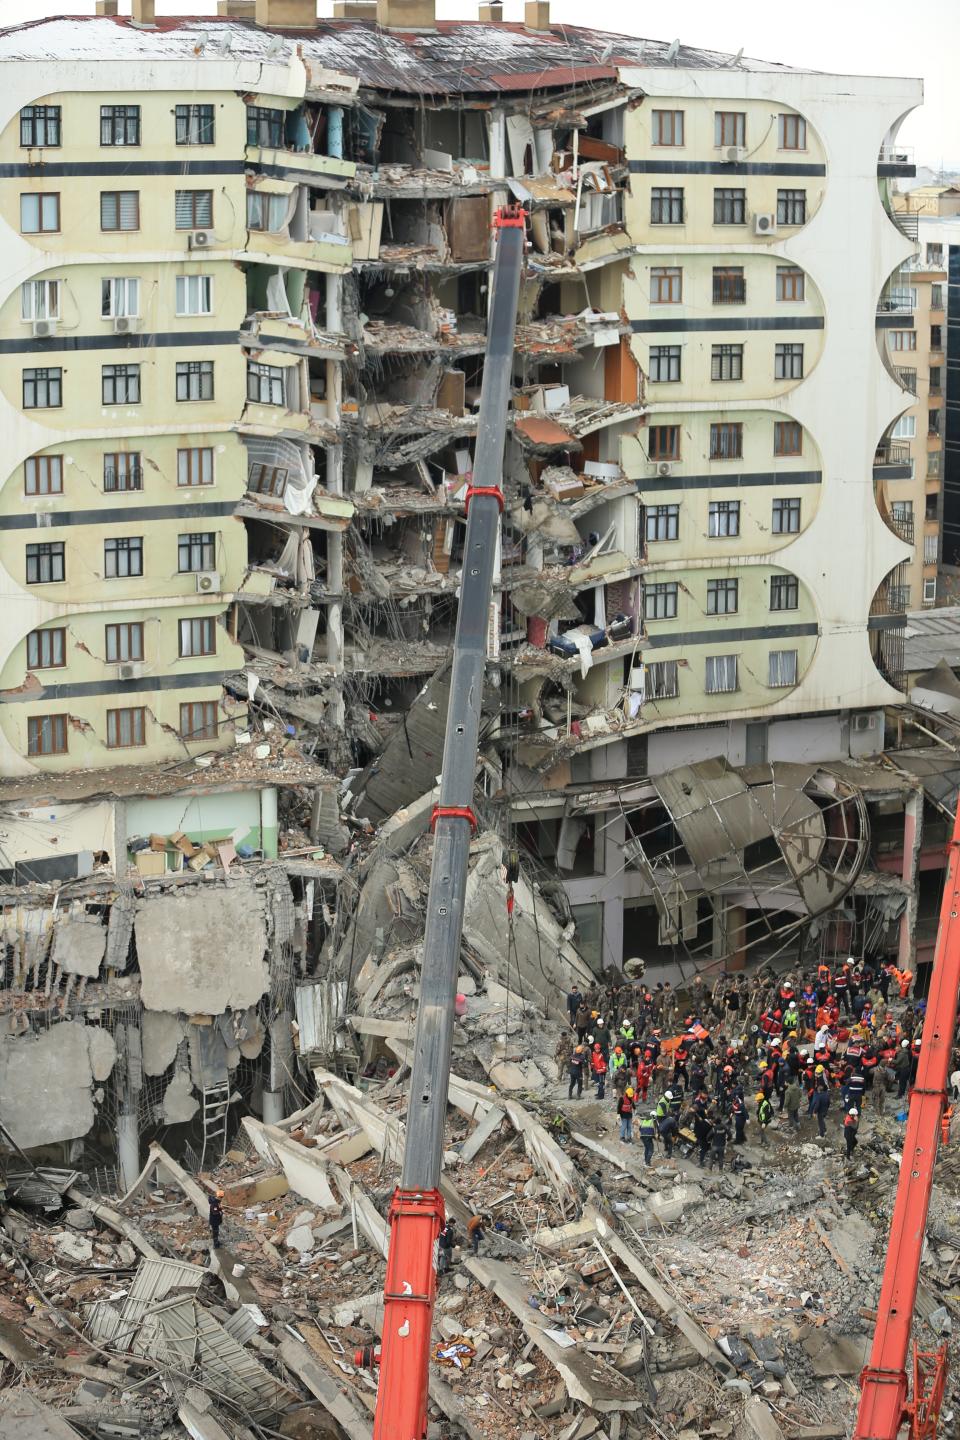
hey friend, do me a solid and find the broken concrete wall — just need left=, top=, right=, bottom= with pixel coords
left=0, top=1022, right=97, bottom=1147
left=135, top=886, right=269, bottom=1013
left=463, top=834, right=594, bottom=1017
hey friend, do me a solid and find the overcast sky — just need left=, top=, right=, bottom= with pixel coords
left=5, top=0, right=958, bottom=167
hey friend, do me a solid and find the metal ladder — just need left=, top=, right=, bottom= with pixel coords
left=199, top=1081, right=230, bottom=1171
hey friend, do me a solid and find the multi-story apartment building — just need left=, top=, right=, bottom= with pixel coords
left=0, top=0, right=932, bottom=1178
left=896, top=188, right=960, bottom=600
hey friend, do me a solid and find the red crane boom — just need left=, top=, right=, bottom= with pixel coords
left=854, top=804, right=960, bottom=1440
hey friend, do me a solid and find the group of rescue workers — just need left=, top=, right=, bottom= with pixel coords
left=556, top=958, right=928, bottom=1167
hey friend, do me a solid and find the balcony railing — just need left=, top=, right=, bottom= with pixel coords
left=888, top=513, right=915, bottom=545
left=877, top=295, right=915, bottom=315
left=874, top=442, right=912, bottom=469
left=894, top=366, right=918, bottom=394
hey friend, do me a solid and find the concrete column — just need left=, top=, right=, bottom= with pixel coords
left=325, top=443, right=345, bottom=724
left=325, top=272, right=342, bottom=334
left=488, top=109, right=507, bottom=180
left=897, top=786, right=923, bottom=969
left=262, top=1090, right=285, bottom=1126
left=117, top=1112, right=140, bottom=1192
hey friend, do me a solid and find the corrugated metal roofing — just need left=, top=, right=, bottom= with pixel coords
left=0, top=17, right=801, bottom=92
left=904, top=606, right=960, bottom=672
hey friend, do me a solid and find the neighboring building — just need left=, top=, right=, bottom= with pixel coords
left=896, top=190, right=960, bottom=603
left=874, top=247, right=946, bottom=607
left=0, top=0, right=939, bottom=1177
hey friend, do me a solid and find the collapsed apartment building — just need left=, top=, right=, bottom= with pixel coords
left=1, top=2, right=956, bottom=1212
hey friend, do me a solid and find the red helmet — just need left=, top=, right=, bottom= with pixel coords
left=774, top=1010, right=782, bottom=1019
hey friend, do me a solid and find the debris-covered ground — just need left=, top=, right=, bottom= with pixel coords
left=4, top=933, right=960, bottom=1440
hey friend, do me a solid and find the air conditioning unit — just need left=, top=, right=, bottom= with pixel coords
left=649, top=460, right=674, bottom=478
left=32, top=318, right=57, bottom=338
left=196, top=570, right=220, bottom=593
left=725, top=145, right=747, bottom=163
left=189, top=230, right=212, bottom=249
left=113, top=315, right=142, bottom=335
left=117, top=662, right=143, bottom=681
left=754, top=212, right=777, bottom=235
left=852, top=712, right=878, bottom=732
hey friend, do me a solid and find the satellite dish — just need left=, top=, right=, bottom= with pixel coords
left=665, top=38, right=680, bottom=63
left=265, top=34, right=286, bottom=59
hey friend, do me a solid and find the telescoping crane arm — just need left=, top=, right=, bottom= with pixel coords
left=853, top=803, right=960, bottom=1440
left=369, top=206, right=526, bottom=1440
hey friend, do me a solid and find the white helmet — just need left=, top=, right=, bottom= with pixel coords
left=665, top=1090, right=673, bottom=1100
left=849, top=1108, right=859, bottom=1117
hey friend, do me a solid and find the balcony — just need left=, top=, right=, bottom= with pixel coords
left=894, top=366, right=918, bottom=395
left=887, top=512, right=915, bottom=545
left=878, top=145, right=916, bottom=179
left=876, top=288, right=915, bottom=329
left=873, top=441, right=913, bottom=478
left=871, top=579, right=910, bottom=617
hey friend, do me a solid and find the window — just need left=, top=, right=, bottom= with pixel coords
left=891, top=499, right=913, bottom=527
left=101, top=104, right=140, bottom=146
left=28, top=715, right=67, bottom=757
left=105, top=623, right=144, bottom=663
left=707, top=577, right=739, bottom=615
left=892, top=414, right=917, bottom=439
left=889, top=330, right=917, bottom=351
left=651, top=266, right=682, bottom=303
left=711, top=344, right=743, bottom=381
left=102, top=364, right=141, bottom=405
left=178, top=447, right=214, bottom=487
left=930, top=410, right=942, bottom=437
left=23, top=368, right=61, bottom=408
left=645, top=504, right=679, bottom=542
left=924, top=578, right=937, bottom=604
left=176, top=360, right=214, bottom=401
left=175, top=275, right=213, bottom=316
left=179, top=617, right=216, bottom=657
left=932, top=325, right=943, bottom=349
left=646, top=660, right=679, bottom=700
left=768, top=650, right=798, bottom=687
left=926, top=243, right=944, bottom=267
left=770, top=573, right=799, bottom=610
left=931, top=284, right=944, bottom=310
left=644, top=582, right=678, bottom=620
left=246, top=105, right=286, bottom=148
left=778, top=113, right=807, bottom=150
left=101, top=191, right=140, bottom=231
left=246, top=192, right=289, bottom=233
left=180, top=700, right=218, bottom=741
left=776, top=266, right=805, bottom=302
left=710, top=422, right=743, bottom=460
left=777, top=189, right=806, bottom=226
left=175, top=190, right=213, bottom=230
left=247, top=463, right=289, bottom=497
left=20, top=105, right=61, bottom=148
left=104, top=453, right=142, bottom=492
left=709, top=499, right=740, bottom=537
left=101, top=277, right=140, bottom=318
left=107, top=707, right=145, bottom=749
left=705, top=655, right=738, bottom=693
left=775, top=343, right=804, bottom=381
left=931, top=366, right=943, bottom=392
left=648, top=425, right=680, bottom=461
left=928, top=453, right=941, bottom=478
left=714, top=112, right=746, bottom=148
left=25, top=454, right=63, bottom=496
left=21, top=279, right=61, bottom=322
left=714, top=188, right=746, bottom=225
left=651, top=110, right=684, bottom=146
left=772, top=497, right=801, bottom=533
left=26, top=628, right=65, bottom=670
left=651, top=187, right=684, bottom=225
left=771, top=420, right=805, bottom=455
left=26, top=542, right=64, bottom=584
left=649, top=345, right=681, bottom=383
left=175, top=103, right=215, bottom=145
left=713, top=266, right=745, bottom=304
left=926, top=494, right=939, bottom=521
left=104, top=536, right=143, bottom=579
left=178, top=531, right=216, bottom=572
left=247, top=361, right=286, bottom=406
left=20, top=193, right=60, bottom=233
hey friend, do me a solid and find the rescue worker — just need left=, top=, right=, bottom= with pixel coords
left=575, top=1001, right=591, bottom=1042
left=617, top=1085, right=635, bottom=1144
left=437, top=1218, right=456, bottom=1274
left=843, top=1107, right=859, bottom=1159
left=208, top=1189, right=224, bottom=1249
left=784, top=1075, right=803, bottom=1130
left=567, top=985, right=583, bottom=1029
left=893, top=1039, right=912, bottom=1099
left=467, top=1213, right=485, bottom=1254
left=638, top=1110, right=657, bottom=1166
left=590, top=1042, right=607, bottom=1100
left=568, top=1044, right=585, bottom=1099
left=694, top=1108, right=713, bottom=1167
left=731, top=1091, right=747, bottom=1145
left=809, top=1065, right=831, bottom=1137
left=709, top=1113, right=729, bottom=1170
left=756, top=1091, right=774, bottom=1146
